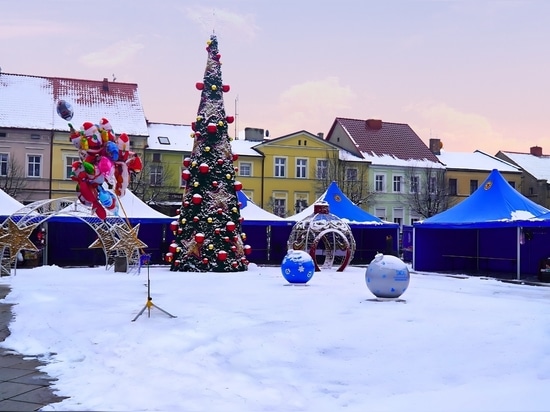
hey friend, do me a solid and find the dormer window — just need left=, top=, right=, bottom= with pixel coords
left=158, top=136, right=170, bottom=145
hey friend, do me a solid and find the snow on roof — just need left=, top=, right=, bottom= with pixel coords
left=147, top=122, right=262, bottom=156
left=0, top=73, right=149, bottom=136
left=500, top=151, right=550, bottom=181
left=437, top=150, right=520, bottom=172
left=360, top=152, right=445, bottom=168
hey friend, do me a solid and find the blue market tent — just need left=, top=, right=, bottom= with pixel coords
left=413, top=169, right=550, bottom=279
left=287, top=181, right=400, bottom=263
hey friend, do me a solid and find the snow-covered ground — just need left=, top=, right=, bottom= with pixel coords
left=1, top=263, right=549, bottom=411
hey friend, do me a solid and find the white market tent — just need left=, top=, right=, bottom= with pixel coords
left=0, top=189, right=25, bottom=216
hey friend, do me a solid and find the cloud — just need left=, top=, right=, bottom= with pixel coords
left=276, top=77, right=355, bottom=133
left=405, top=101, right=505, bottom=152
left=182, top=6, right=259, bottom=40
left=79, top=40, right=145, bottom=68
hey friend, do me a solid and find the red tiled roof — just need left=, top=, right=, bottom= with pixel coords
left=331, top=117, right=440, bottom=163
left=0, top=73, right=148, bottom=136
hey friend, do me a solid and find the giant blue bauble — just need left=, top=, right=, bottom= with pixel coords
left=281, top=250, right=315, bottom=284
left=366, top=253, right=410, bottom=298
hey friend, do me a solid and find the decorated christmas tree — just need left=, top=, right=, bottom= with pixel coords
left=169, top=35, right=251, bottom=272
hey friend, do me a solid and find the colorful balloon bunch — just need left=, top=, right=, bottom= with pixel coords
left=68, top=118, right=143, bottom=220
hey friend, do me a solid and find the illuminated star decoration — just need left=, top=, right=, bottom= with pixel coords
left=88, top=223, right=118, bottom=250
left=109, top=223, right=148, bottom=258
left=0, top=219, right=39, bottom=263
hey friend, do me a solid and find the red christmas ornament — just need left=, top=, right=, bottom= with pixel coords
left=231, top=245, right=237, bottom=252
left=212, top=181, right=218, bottom=188
left=184, top=201, right=190, bottom=207
left=217, top=208, right=223, bottom=214
left=231, top=261, right=239, bottom=268
left=226, top=116, right=234, bottom=123
left=170, top=220, right=178, bottom=233
left=195, top=233, right=205, bottom=243
left=239, top=217, right=244, bottom=223
left=232, top=154, right=239, bottom=161
left=215, top=228, right=221, bottom=234
left=207, top=123, right=217, bottom=133
left=174, top=259, right=180, bottom=266
left=217, top=250, right=227, bottom=261
left=199, top=163, right=210, bottom=174
left=183, top=157, right=191, bottom=167
left=222, top=84, right=230, bottom=92
left=234, top=181, right=243, bottom=191
left=195, top=82, right=204, bottom=90
left=169, top=242, right=178, bottom=254
left=181, top=170, right=191, bottom=181
left=217, top=158, right=224, bottom=165
left=244, top=245, right=252, bottom=255
left=226, top=221, right=236, bottom=232
left=165, top=252, right=173, bottom=263
left=177, top=228, right=183, bottom=234
left=224, top=236, right=230, bottom=242
left=192, top=194, right=203, bottom=205
left=202, top=258, right=209, bottom=264
left=191, top=122, right=196, bottom=131
left=194, top=132, right=201, bottom=138
left=193, top=216, right=200, bottom=222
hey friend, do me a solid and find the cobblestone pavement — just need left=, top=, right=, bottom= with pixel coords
left=0, top=284, right=67, bottom=411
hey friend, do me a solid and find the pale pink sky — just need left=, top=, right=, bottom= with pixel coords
left=2, top=0, right=549, bottom=155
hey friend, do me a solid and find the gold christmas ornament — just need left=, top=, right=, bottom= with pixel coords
left=110, top=223, right=148, bottom=258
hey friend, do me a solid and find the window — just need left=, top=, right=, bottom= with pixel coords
left=449, top=178, right=457, bottom=195
left=393, top=208, right=404, bottom=227
left=27, top=155, right=41, bottom=178
left=0, top=153, right=8, bottom=176
left=30, top=134, right=41, bottom=140
left=375, top=174, right=385, bottom=192
left=375, top=208, right=386, bottom=220
left=239, top=162, right=252, bottom=177
left=346, top=168, right=358, bottom=181
left=429, top=176, right=437, bottom=194
left=65, top=155, right=80, bottom=179
left=150, top=164, right=163, bottom=186
left=274, top=157, right=286, bottom=177
left=410, top=175, right=419, bottom=193
left=294, top=193, right=308, bottom=213
left=152, top=153, right=161, bottom=163
left=273, top=198, right=286, bottom=217
left=470, top=179, right=478, bottom=194
left=393, top=175, right=403, bottom=193
left=157, top=136, right=170, bottom=145
left=296, top=158, right=307, bottom=178
left=316, top=159, right=328, bottom=179
left=411, top=217, right=420, bottom=225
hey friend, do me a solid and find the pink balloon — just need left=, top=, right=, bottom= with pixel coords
left=98, top=156, right=113, bottom=175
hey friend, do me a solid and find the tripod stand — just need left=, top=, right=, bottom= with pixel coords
left=132, top=254, right=176, bottom=322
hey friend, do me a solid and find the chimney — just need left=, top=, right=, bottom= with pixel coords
left=317, top=132, right=324, bottom=140
left=102, top=77, right=109, bottom=92
left=429, top=138, right=442, bottom=155
left=365, top=119, right=382, bottom=130
left=244, top=127, right=265, bottom=141
left=530, top=146, right=543, bottom=157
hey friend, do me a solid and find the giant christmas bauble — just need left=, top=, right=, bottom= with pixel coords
left=365, top=253, right=410, bottom=298
left=281, top=250, right=315, bottom=284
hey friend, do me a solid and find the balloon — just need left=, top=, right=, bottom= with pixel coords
left=67, top=118, right=138, bottom=219
left=56, top=100, right=74, bottom=121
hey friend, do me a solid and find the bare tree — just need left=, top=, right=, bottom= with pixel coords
left=0, top=157, right=27, bottom=197
left=401, top=165, right=452, bottom=218
left=316, top=150, right=377, bottom=207
left=127, top=156, right=180, bottom=205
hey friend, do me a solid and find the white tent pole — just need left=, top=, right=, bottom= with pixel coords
left=517, top=226, right=521, bottom=280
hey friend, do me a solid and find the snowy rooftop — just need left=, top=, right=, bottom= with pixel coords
left=437, top=150, right=521, bottom=172
left=147, top=122, right=262, bottom=156
left=500, top=151, right=550, bottom=181
left=0, top=73, right=149, bottom=136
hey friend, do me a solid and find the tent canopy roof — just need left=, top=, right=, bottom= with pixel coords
left=416, top=169, right=550, bottom=228
left=287, top=181, right=397, bottom=226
